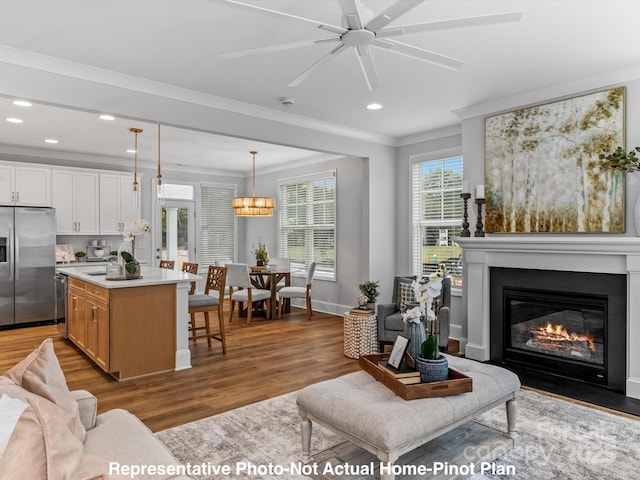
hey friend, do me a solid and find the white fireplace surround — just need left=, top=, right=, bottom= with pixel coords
left=456, top=236, right=640, bottom=400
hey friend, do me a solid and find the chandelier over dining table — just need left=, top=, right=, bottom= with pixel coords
left=233, top=150, right=276, bottom=217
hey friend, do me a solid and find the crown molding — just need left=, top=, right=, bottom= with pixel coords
left=453, top=65, right=640, bottom=122
left=0, top=45, right=397, bottom=147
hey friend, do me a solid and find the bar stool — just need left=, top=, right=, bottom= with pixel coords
left=181, top=262, right=199, bottom=295
left=159, top=260, right=175, bottom=269
left=187, top=265, right=227, bottom=353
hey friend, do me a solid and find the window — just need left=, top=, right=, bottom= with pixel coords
left=199, top=183, right=237, bottom=268
left=411, top=156, right=463, bottom=286
left=278, top=170, right=336, bottom=280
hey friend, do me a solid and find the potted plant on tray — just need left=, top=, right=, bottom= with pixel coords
left=252, top=239, right=269, bottom=267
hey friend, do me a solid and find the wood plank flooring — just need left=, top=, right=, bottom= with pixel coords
left=0, top=307, right=359, bottom=432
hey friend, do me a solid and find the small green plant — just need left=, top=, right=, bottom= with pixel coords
left=252, top=239, right=269, bottom=263
left=75, top=251, right=86, bottom=258
left=599, top=146, right=640, bottom=172
left=358, top=280, right=380, bottom=303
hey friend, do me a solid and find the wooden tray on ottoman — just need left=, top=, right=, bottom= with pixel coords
left=359, top=354, right=473, bottom=400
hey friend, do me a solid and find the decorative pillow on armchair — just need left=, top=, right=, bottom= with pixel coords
left=4, top=338, right=85, bottom=442
left=398, top=281, right=415, bottom=310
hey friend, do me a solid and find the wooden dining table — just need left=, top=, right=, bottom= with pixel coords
left=249, top=268, right=291, bottom=319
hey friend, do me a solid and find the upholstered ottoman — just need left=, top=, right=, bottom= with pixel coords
left=296, top=355, right=520, bottom=480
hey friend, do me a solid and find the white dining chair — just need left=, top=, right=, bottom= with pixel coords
left=226, top=263, right=272, bottom=325
left=277, top=262, right=316, bottom=320
left=268, top=257, right=290, bottom=291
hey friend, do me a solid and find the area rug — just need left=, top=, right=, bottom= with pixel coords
left=155, top=389, right=640, bottom=480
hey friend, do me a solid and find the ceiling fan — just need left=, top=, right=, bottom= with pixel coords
left=214, top=0, right=522, bottom=90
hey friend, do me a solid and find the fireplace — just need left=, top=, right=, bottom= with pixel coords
left=490, top=268, right=626, bottom=392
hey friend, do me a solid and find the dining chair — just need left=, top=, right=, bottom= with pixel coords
left=226, top=263, right=271, bottom=325
left=277, top=262, right=316, bottom=320
left=187, top=265, right=227, bottom=353
left=181, top=262, right=199, bottom=295
left=158, top=259, right=175, bottom=270
left=268, top=257, right=290, bottom=291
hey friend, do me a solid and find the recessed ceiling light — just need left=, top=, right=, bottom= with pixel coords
left=5, top=117, right=23, bottom=123
left=126, top=149, right=137, bottom=153
left=366, top=103, right=383, bottom=111
left=44, top=139, right=59, bottom=144
left=12, top=100, right=32, bottom=107
left=99, top=114, right=115, bottom=121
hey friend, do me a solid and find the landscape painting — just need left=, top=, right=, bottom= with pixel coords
left=484, top=87, right=625, bottom=233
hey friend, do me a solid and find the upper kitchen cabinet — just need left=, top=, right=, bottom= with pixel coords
left=99, top=173, right=140, bottom=235
left=0, top=162, right=52, bottom=206
left=52, top=170, right=100, bottom=234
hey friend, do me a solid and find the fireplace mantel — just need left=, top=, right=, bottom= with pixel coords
left=456, top=236, right=640, bottom=399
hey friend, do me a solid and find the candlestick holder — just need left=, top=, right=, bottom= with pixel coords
left=475, top=198, right=485, bottom=237
left=460, top=193, right=471, bottom=237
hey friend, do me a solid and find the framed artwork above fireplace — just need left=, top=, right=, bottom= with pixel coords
left=484, top=86, right=625, bottom=233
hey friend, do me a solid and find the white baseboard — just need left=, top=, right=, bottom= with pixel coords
left=291, top=298, right=352, bottom=316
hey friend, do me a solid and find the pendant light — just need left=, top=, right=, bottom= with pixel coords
left=232, top=151, right=276, bottom=216
left=129, top=127, right=143, bottom=208
left=156, top=124, right=165, bottom=205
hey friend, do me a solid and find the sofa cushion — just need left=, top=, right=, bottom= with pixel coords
left=383, top=311, right=405, bottom=332
left=82, top=409, right=185, bottom=480
left=0, top=393, right=28, bottom=456
left=0, top=388, right=84, bottom=479
left=4, top=338, right=85, bottom=442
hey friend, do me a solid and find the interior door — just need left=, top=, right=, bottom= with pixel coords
left=157, top=200, right=195, bottom=271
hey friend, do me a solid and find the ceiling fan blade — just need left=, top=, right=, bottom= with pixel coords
left=214, top=0, right=345, bottom=33
left=375, top=39, right=464, bottom=70
left=221, top=38, right=341, bottom=59
left=378, top=12, right=523, bottom=37
left=338, top=0, right=364, bottom=29
left=365, top=0, right=424, bottom=32
left=354, top=45, right=380, bottom=91
left=288, top=43, right=349, bottom=88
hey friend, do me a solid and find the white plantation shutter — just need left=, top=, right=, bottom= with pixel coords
left=412, top=156, right=463, bottom=285
left=200, top=183, right=237, bottom=269
left=278, top=170, right=336, bottom=280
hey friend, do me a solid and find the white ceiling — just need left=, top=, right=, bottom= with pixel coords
left=1, top=0, right=639, bottom=173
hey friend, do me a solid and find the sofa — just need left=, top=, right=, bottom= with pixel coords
left=376, top=275, right=451, bottom=351
left=0, top=338, right=191, bottom=480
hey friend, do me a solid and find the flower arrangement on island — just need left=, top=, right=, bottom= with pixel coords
left=120, top=219, right=150, bottom=277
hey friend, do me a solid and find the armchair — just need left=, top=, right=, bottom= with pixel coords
left=376, top=275, right=451, bottom=353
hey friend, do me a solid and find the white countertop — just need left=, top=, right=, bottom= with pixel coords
left=56, top=265, right=200, bottom=289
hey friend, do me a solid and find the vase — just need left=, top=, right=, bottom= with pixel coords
left=415, top=355, right=449, bottom=382
left=403, top=320, right=426, bottom=363
left=257, top=259, right=264, bottom=267
left=124, top=262, right=141, bottom=279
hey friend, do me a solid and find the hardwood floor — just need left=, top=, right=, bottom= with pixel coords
left=0, top=307, right=359, bottom=432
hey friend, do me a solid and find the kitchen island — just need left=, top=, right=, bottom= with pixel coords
left=57, top=265, right=199, bottom=380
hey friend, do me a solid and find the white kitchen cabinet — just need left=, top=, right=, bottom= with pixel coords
left=52, top=170, right=100, bottom=234
left=0, top=163, right=52, bottom=206
left=99, top=173, right=140, bottom=234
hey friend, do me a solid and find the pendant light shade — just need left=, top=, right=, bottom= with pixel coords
left=233, top=151, right=276, bottom=216
left=129, top=127, right=143, bottom=208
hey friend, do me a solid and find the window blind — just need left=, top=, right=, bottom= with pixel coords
left=278, top=170, right=336, bottom=280
left=200, top=183, right=237, bottom=269
left=411, top=156, right=463, bottom=286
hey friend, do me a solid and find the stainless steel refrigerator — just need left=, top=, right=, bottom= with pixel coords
left=0, top=207, right=56, bottom=327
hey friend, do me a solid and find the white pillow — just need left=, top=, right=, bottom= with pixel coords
left=0, top=394, right=28, bottom=456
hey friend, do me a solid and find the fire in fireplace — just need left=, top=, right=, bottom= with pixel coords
left=490, top=268, right=626, bottom=392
